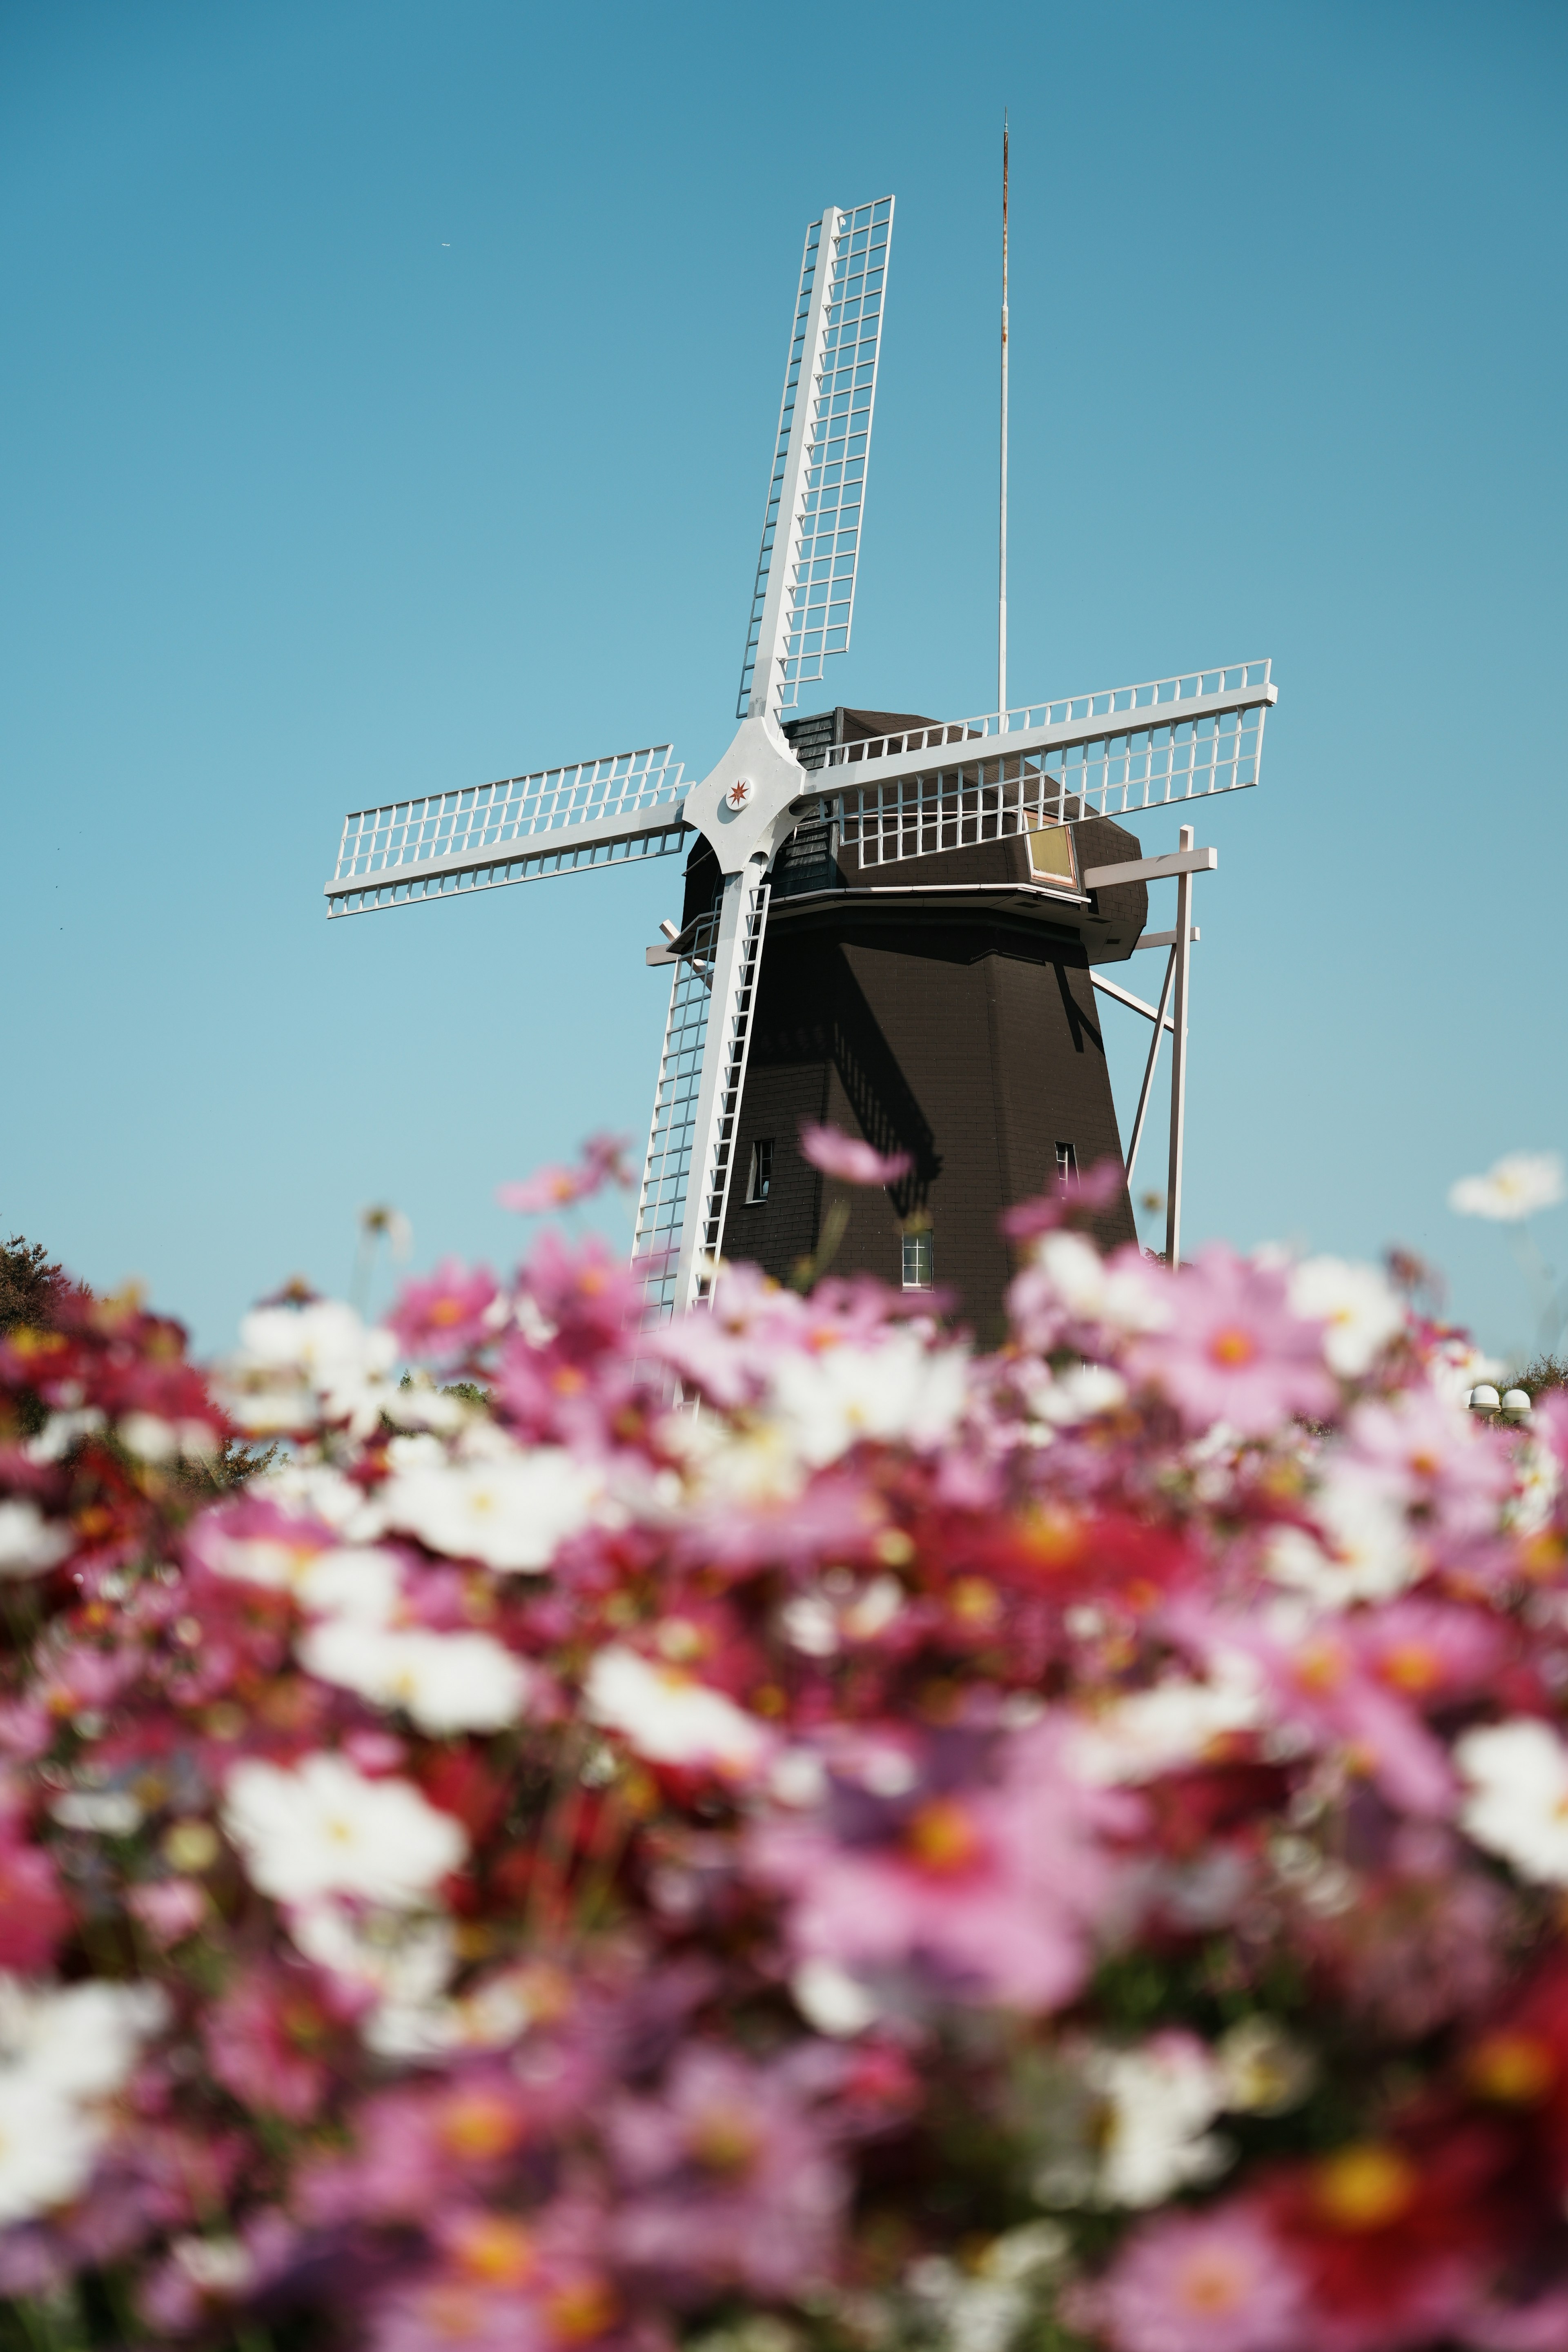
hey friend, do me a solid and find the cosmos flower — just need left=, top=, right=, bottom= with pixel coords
left=584, top=1647, right=771, bottom=1780
left=799, top=1123, right=913, bottom=1186
left=1456, top=1718, right=1568, bottom=1884
left=298, top=1621, right=534, bottom=1735
left=0, top=1500, right=72, bottom=1579
left=1127, top=1245, right=1336, bottom=1437
left=1448, top=1152, right=1566, bottom=1222
left=388, top=1260, right=500, bottom=1360
left=222, top=1754, right=467, bottom=1909
left=376, top=1445, right=603, bottom=1573
left=1094, top=2202, right=1309, bottom=2352
left=1288, top=1256, right=1405, bottom=1378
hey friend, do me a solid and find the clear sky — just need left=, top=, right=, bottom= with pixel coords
left=3, top=0, right=1564, bottom=1362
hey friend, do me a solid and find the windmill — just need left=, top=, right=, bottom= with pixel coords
left=324, top=190, right=1277, bottom=1317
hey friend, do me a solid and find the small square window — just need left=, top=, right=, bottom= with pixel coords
left=1027, top=824, right=1078, bottom=887
left=746, top=1139, right=773, bottom=1204
left=1056, top=1141, right=1078, bottom=1187
left=902, top=1231, right=933, bottom=1290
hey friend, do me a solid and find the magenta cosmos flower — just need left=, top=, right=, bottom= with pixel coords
left=1095, top=2202, right=1309, bottom=2352
left=387, top=1258, right=499, bottom=1359
left=750, top=1721, right=1132, bottom=2013
left=1127, top=1245, right=1336, bottom=1436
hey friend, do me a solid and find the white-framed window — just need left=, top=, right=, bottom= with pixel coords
left=1055, top=1140, right=1078, bottom=1186
left=902, top=1231, right=933, bottom=1290
left=746, top=1138, right=774, bottom=1203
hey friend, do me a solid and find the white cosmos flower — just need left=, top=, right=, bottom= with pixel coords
left=1449, top=1152, right=1566, bottom=1223
left=222, top=1753, right=466, bottom=1908
left=1088, top=2035, right=1229, bottom=2208
left=250, top=1460, right=371, bottom=1534
left=377, top=1447, right=602, bottom=1572
left=1265, top=1466, right=1414, bottom=1608
left=792, top=1958, right=880, bottom=2038
left=25, top=1408, right=106, bottom=1464
left=0, top=1976, right=168, bottom=2225
left=209, top=1534, right=404, bottom=1625
left=118, top=1412, right=217, bottom=1463
left=298, top=1620, right=532, bottom=1734
left=1456, top=1718, right=1568, bottom=1883
left=290, top=1898, right=456, bottom=2007
left=0, top=2074, right=102, bottom=2223
left=1033, top=1363, right=1129, bottom=1427
left=0, top=1977, right=167, bottom=2102
left=1427, top=1336, right=1508, bottom=1412
left=237, top=1300, right=394, bottom=1383
left=1288, top=1257, right=1405, bottom=1378
left=0, top=1499, right=72, bottom=1578
left=768, top=1330, right=968, bottom=1467
left=584, top=1646, right=771, bottom=1778
left=1071, top=1665, right=1262, bottom=1786
left=1033, top=1232, right=1172, bottom=1336
left=228, top=1300, right=399, bottom=1436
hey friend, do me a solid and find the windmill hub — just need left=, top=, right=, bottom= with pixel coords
left=683, top=717, right=804, bottom=873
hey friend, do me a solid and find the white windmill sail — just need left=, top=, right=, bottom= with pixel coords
left=800, top=661, right=1276, bottom=869
left=738, top=197, right=894, bottom=722
left=325, top=746, right=687, bottom=916
left=632, top=193, right=896, bottom=1323
left=633, top=877, right=771, bottom=1319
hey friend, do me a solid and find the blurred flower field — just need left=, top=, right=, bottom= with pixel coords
left=2, top=1144, right=1568, bottom=2351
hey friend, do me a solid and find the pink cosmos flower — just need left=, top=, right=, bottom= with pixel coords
left=750, top=1720, right=1135, bottom=2012
left=800, top=1123, right=912, bottom=1187
left=497, top=1136, right=630, bottom=1217
left=1000, top=1157, right=1131, bottom=1241
left=303, top=2073, right=534, bottom=2225
left=498, top=1166, right=600, bottom=1214
left=1348, top=1390, right=1513, bottom=1552
left=607, top=2044, right=846, bottom=2299
left=371, top=2197, right=615, bottom=2352
left=519, top=1229, right=642, bottom=1350
left=1349, top=1598, right=1507, bottom=1703
left=1094, top=2201, right=1309, bottom=2352
left=388, top=1260, right=499, bottom=1360
left=127, top=1879, right=207, bottom=1950
left=1170, top=1606, right=1454, bottom=1818
left=0, top=1829, right=70, bottom=1969
left=1127, top=1245, right=1337, bottom=1436
left=203, top=1966, right=342, bottom=2125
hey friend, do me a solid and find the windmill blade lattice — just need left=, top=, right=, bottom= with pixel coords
left=326, top=747, right=687, bottom=916
left=738, top=197, right=894, bottom=722
left=804, top=661, right=1274, bottom=870
left=635, top=874, right=771, bottom=1320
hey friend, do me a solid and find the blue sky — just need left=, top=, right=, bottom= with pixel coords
left=2, top=0, right=1564, bottom=1361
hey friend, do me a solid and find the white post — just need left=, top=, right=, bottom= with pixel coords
left=998, top=113, right=1009, bottom=723
left=1125, top=945, right=1176, bottom=1187
left=1165, top=824, right=1194, bottom=1267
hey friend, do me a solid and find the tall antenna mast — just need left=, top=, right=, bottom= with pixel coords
left=998, top=109, right=1009, bottom=720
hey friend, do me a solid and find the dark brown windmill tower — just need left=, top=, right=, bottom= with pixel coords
left=674, top=707, right=1149, bottom=1339
left=323, top=188, right=1276, bottom=1325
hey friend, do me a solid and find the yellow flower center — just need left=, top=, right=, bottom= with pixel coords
left=904, top=1796, right=984, bottom=1875
left=450, top=2215, right=535, bottom=2287
left=1468, top=2031, right=1557, bottom=2105
left=1312, top=2143, right=1417, bottom=2231
left=686, top=2105, right=760, bottom=2174
left=1175, top=2249, right=1250, bottom=2316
